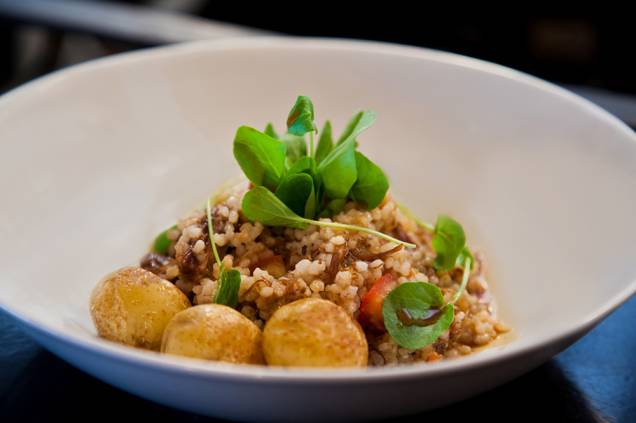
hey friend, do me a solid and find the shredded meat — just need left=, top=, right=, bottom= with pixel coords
left=394, top=225, right=414, bottom=244
left=326, top=247, right=348, bottom=283
left=433, top=338, right=449, bottom=355
left=212, top=207, right=226, bottom=234
left=352, top=244, right=403, bottom=261
left=140, top=252, right=178, bottom=280
left=175, top=218, right=211, bottom=280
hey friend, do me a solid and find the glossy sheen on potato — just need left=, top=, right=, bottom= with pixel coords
left=90, top=266, right=190, bottom=350
left=161, top=304, right=264, bottom=364
left=263, top=298, right=368, bottom=367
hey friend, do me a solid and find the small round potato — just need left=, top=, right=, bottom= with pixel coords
left=263, top=298, right=368, bottom=367
left=161, top=304, right=264, bottom=364
left=90, top=266, right=190, bottom=350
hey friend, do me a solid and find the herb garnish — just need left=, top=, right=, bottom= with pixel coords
left=382, top=282, right=455, bottom=349
left=432, top=215, right=466, bottom=272
left=233, top=126, right=286, bottom=192
left=373, top=204, right=477, bottom=349
left=382, top=254, right=472, bottom=349
left=350, top=151, right=389, bottom=210
left=243, top=187, right=415, bottom=247
left=397, top=204, right=470, bottom=272
left=315, top=121, right=333, bottom=164
left=233, top=96, right=410, bottom=248
left=206, top=198, right=241, bottom=308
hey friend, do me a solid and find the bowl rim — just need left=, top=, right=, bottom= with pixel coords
left=1, top=36, right=635, bottom=383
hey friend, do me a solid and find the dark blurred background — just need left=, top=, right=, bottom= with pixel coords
left=2, top=1, right=635, bottom=126
left=0, top=2, right=634, bottom=93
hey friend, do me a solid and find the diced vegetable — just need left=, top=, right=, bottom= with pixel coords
left=358, top=274, right=397, bottom=331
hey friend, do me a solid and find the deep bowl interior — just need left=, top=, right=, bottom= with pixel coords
left=1, top=38, right=635, bottom=381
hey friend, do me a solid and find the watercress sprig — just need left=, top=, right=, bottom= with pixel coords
left=376, top=204, right=475, bottom=348
left=206, top=198, right=241, bottom=308
left=382, top=255, right=472, bottom=349
left=397, top=204, right=470, bottom=272
left=350, top=151, right=389, bottom=210
left=233, top=96, right=401, bottom=246
left=236, top=97, right=388, bottom=219
left=382, top=282, right=454, bottom=349
left=233, top=126, right=286, bottom=192
left=432, top=215, right=466, bottom=272
left=243, top=187, right=416, bottom=248
left=315, top=120, right=333, bottom=164
left=317, top=110, right=377, bottom=199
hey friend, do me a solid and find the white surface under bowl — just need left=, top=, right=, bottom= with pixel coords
left=1, top=37, right=635, bottom=421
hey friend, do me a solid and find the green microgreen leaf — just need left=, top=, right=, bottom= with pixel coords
left=242, top=187, right=415, bottom=248
left=287, top=156, right=314, bottom=175
left=153, top=225, right=176, bottom=254
left=337, top=110, right=376, bottom=144
left=432, top=215, right=467, bottom=272
left=263, top=121, right=307, bottom=165
left=264, top=122, right=278, bottom=139
left=233, top=100, right=418, bottom=246
left=286, top=156, right=320, bottom=218
left=397, top=205, right=473, bottom=281
left=317, top=110, right=375, bottom=199
left=304, top=183, right=317, bottom=219
left=316, top=136, right=357, bottom=199
left=315, top=120, right=333, bottom=164
left=280, top=133, right=307, bottom=165
left=214, top=268, right=241, bottom=308
left=326, top=198, right=346, bottom=215
left=242, top=186, right=310, bottom=229
left=350, top=151, right=389, bottom=210
left=382, top=282, right=454, bottom=349
left=233, top=126, right=286, bottom=191
left=451, top=255, right=472, bottom=304
left=287, top=96, right=316, bottom=136
left=207, top=198, right=241, bottom=308
left=275, top=173, right=315, bottom=218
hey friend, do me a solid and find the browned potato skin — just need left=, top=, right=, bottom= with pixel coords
left=263, top=298, right=368, bottom=367
left=161, top=304, right=265, bottom=365
left=90, top=267, right=190, bottom=350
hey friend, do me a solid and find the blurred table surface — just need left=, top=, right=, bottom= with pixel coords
left=1, top=295, right=635, bottom=422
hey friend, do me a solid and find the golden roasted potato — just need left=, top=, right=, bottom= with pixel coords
left=161, top=304, right=264, bottom=364
left=90, top=266, right=190, bottom=350
left=263, top=298, right=368, bottom=367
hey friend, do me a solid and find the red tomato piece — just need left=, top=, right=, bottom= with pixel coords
left=358, top=274, right=396, bottom=331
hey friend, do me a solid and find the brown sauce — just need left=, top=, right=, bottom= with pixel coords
left=397, top=307, right=443, bottom=326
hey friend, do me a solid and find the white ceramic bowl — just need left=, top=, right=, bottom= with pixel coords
left=1, top=37, right=635, bottom=421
